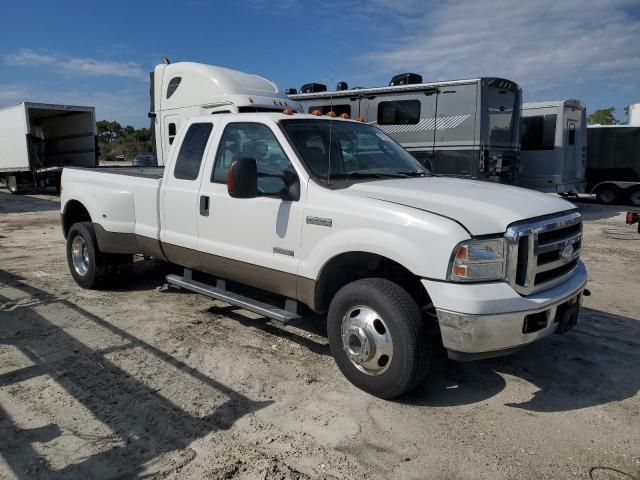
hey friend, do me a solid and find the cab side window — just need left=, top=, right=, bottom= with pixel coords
left=168, top=122, right=177, bottom=145
left=173, top=123, right=213, bottom=180
left=212, top=123, right=292, bottom=196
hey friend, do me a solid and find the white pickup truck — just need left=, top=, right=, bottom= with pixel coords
left=61, top=112, right=588, bottom=398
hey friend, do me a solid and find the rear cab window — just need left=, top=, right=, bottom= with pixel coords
left=173, top=123, right=214, bottom=180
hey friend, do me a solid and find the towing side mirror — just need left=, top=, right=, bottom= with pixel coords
left=227, top=157, right=258, bottom=199
left=282, top=168, right=300, bottom=201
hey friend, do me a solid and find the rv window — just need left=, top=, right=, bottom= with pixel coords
left=521, top=114, right=556, bottom=151
left=212, top=122, right=292, bottom=196
left=166, top=77, right=182, bottom=99
left=377, top=100, right=420, bottom=125
left=173, top=123, right=213, bottom=181
left=308, top=105, right=351, bottom=117
left=568, top=124, right=576, bottom=145
left=168, top=123, right=177, bottom=145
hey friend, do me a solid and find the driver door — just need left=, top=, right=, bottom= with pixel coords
left=196, top=120, right=304, bottom=296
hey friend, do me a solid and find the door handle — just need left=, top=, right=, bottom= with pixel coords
left=200, top=195, right=209, bottom=216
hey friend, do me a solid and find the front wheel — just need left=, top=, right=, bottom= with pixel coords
left=66, top=222, right=107, bottom=289
left=327, top=278, right=430, bottom=398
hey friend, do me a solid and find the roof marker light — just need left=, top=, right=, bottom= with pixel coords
left=340, top=113, right=350, bottom=119
left=311, top=109, right=322, bottom=116
left=327, top=111, right=337, bottom=117
left=283, top=108, right=295, bottom=115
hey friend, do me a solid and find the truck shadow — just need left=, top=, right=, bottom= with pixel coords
left=405, top=307, right=640, bottom=412
left=62, top=259, right=639, bottom=414
left=0, top=191, right=60, bottom=214
left=573, top=196, right=629, bottom=222
left=0, top=269, right=271, bottom=480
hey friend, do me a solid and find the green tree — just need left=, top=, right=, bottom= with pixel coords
left=135, top=127, right=152, bottom=143
left=96, top=120, right=123, bottom=143
left=123, top=125, right=136, bottom=137
left=587, top=107, right=618, bottom=125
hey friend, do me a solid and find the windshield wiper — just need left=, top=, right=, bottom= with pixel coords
left=395, top=170, right=429, bottom=177
left=331, top=172, right=386, bottom=179
left=329, top=171, right=428, bottom=180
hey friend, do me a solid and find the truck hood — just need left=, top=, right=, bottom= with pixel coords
left=345, top=177, right=576, bottom=235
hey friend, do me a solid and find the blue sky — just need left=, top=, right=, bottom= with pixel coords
left=2, top=0, right=639, bottom=127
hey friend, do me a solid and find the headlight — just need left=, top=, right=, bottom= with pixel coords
left=449, top=238, right=506, bottom=282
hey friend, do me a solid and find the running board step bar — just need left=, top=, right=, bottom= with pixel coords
left=166, top=271, right=301, bottom=324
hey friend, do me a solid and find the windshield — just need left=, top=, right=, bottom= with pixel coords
left=280, top=119, right=428, bottom=180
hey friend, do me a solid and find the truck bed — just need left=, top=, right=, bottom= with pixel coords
left=66, top=165, right=165, bottom=179
left=61, top=165, right=164, bottom=242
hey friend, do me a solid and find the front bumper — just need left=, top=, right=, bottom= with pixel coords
left=422, top=261, right=588, bottom=359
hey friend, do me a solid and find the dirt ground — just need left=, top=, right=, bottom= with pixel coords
left=0, top=190, right=638, bottom=480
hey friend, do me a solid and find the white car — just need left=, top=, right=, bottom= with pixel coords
left=60, top=113, right=587, bottom=398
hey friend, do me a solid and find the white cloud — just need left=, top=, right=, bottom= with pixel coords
left=0, top=85, right=32, bottom=105
left=5, top=49, right=146, bottom=80
left=359, top=0, right=640, bottom=99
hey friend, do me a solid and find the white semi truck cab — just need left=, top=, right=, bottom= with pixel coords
left=60, top=65, right=588, bottom=399
left=149, top=61, right=303, bottom=166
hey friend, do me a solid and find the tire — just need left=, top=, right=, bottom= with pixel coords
left=66, top=222, right=108, bottom=289
left=628, top=187, right=640, bottom=207
left=596, top=185, right=619, bottom=205
left=327, top=278, right=430, bottom=399
left=8, top=175, right=20, bottom=195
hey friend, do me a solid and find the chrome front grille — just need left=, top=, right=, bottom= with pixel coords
left=506, top=212, right=582, bottom=295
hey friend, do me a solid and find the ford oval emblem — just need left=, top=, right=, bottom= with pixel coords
left=560, top=244, right=574, bottom=260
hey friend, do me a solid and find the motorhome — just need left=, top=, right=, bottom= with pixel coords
left=149, top=61, right=303, bottom=165
left=289, top=75, right=522, bottom=183
left=518, top=100, right=587, bottom=195
left=0, top=102, right=96, bottom=193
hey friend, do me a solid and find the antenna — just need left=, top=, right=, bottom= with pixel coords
left=327, top=70, right=334, bottom=185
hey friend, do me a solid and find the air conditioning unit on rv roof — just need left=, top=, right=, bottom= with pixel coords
left=389, top=73, right=423, bottom=86
left=300, top=83, right=327, bottom=94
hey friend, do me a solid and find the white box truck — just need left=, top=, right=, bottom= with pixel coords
left=0, top=102, right=97, bottom=193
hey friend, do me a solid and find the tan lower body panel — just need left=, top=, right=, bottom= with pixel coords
left=92, top=224, right=317, bottom=310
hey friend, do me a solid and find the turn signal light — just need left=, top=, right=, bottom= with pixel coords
left=453, top=265, right=467, bottom=277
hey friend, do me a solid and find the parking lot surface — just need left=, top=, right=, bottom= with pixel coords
left=0, top=191, right=638, bottom=479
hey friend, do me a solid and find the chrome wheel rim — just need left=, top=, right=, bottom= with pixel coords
left=630, top=190, right=640, bottom=206
left=71, top=236, right=90, bottom=276
left=341, top=305, right=393, bottom=376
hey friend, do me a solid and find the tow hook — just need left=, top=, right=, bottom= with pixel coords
left=583, top=289, right=591, bottom=297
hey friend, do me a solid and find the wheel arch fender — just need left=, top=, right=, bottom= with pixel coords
left=62, top=181, right=136, bottom=236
